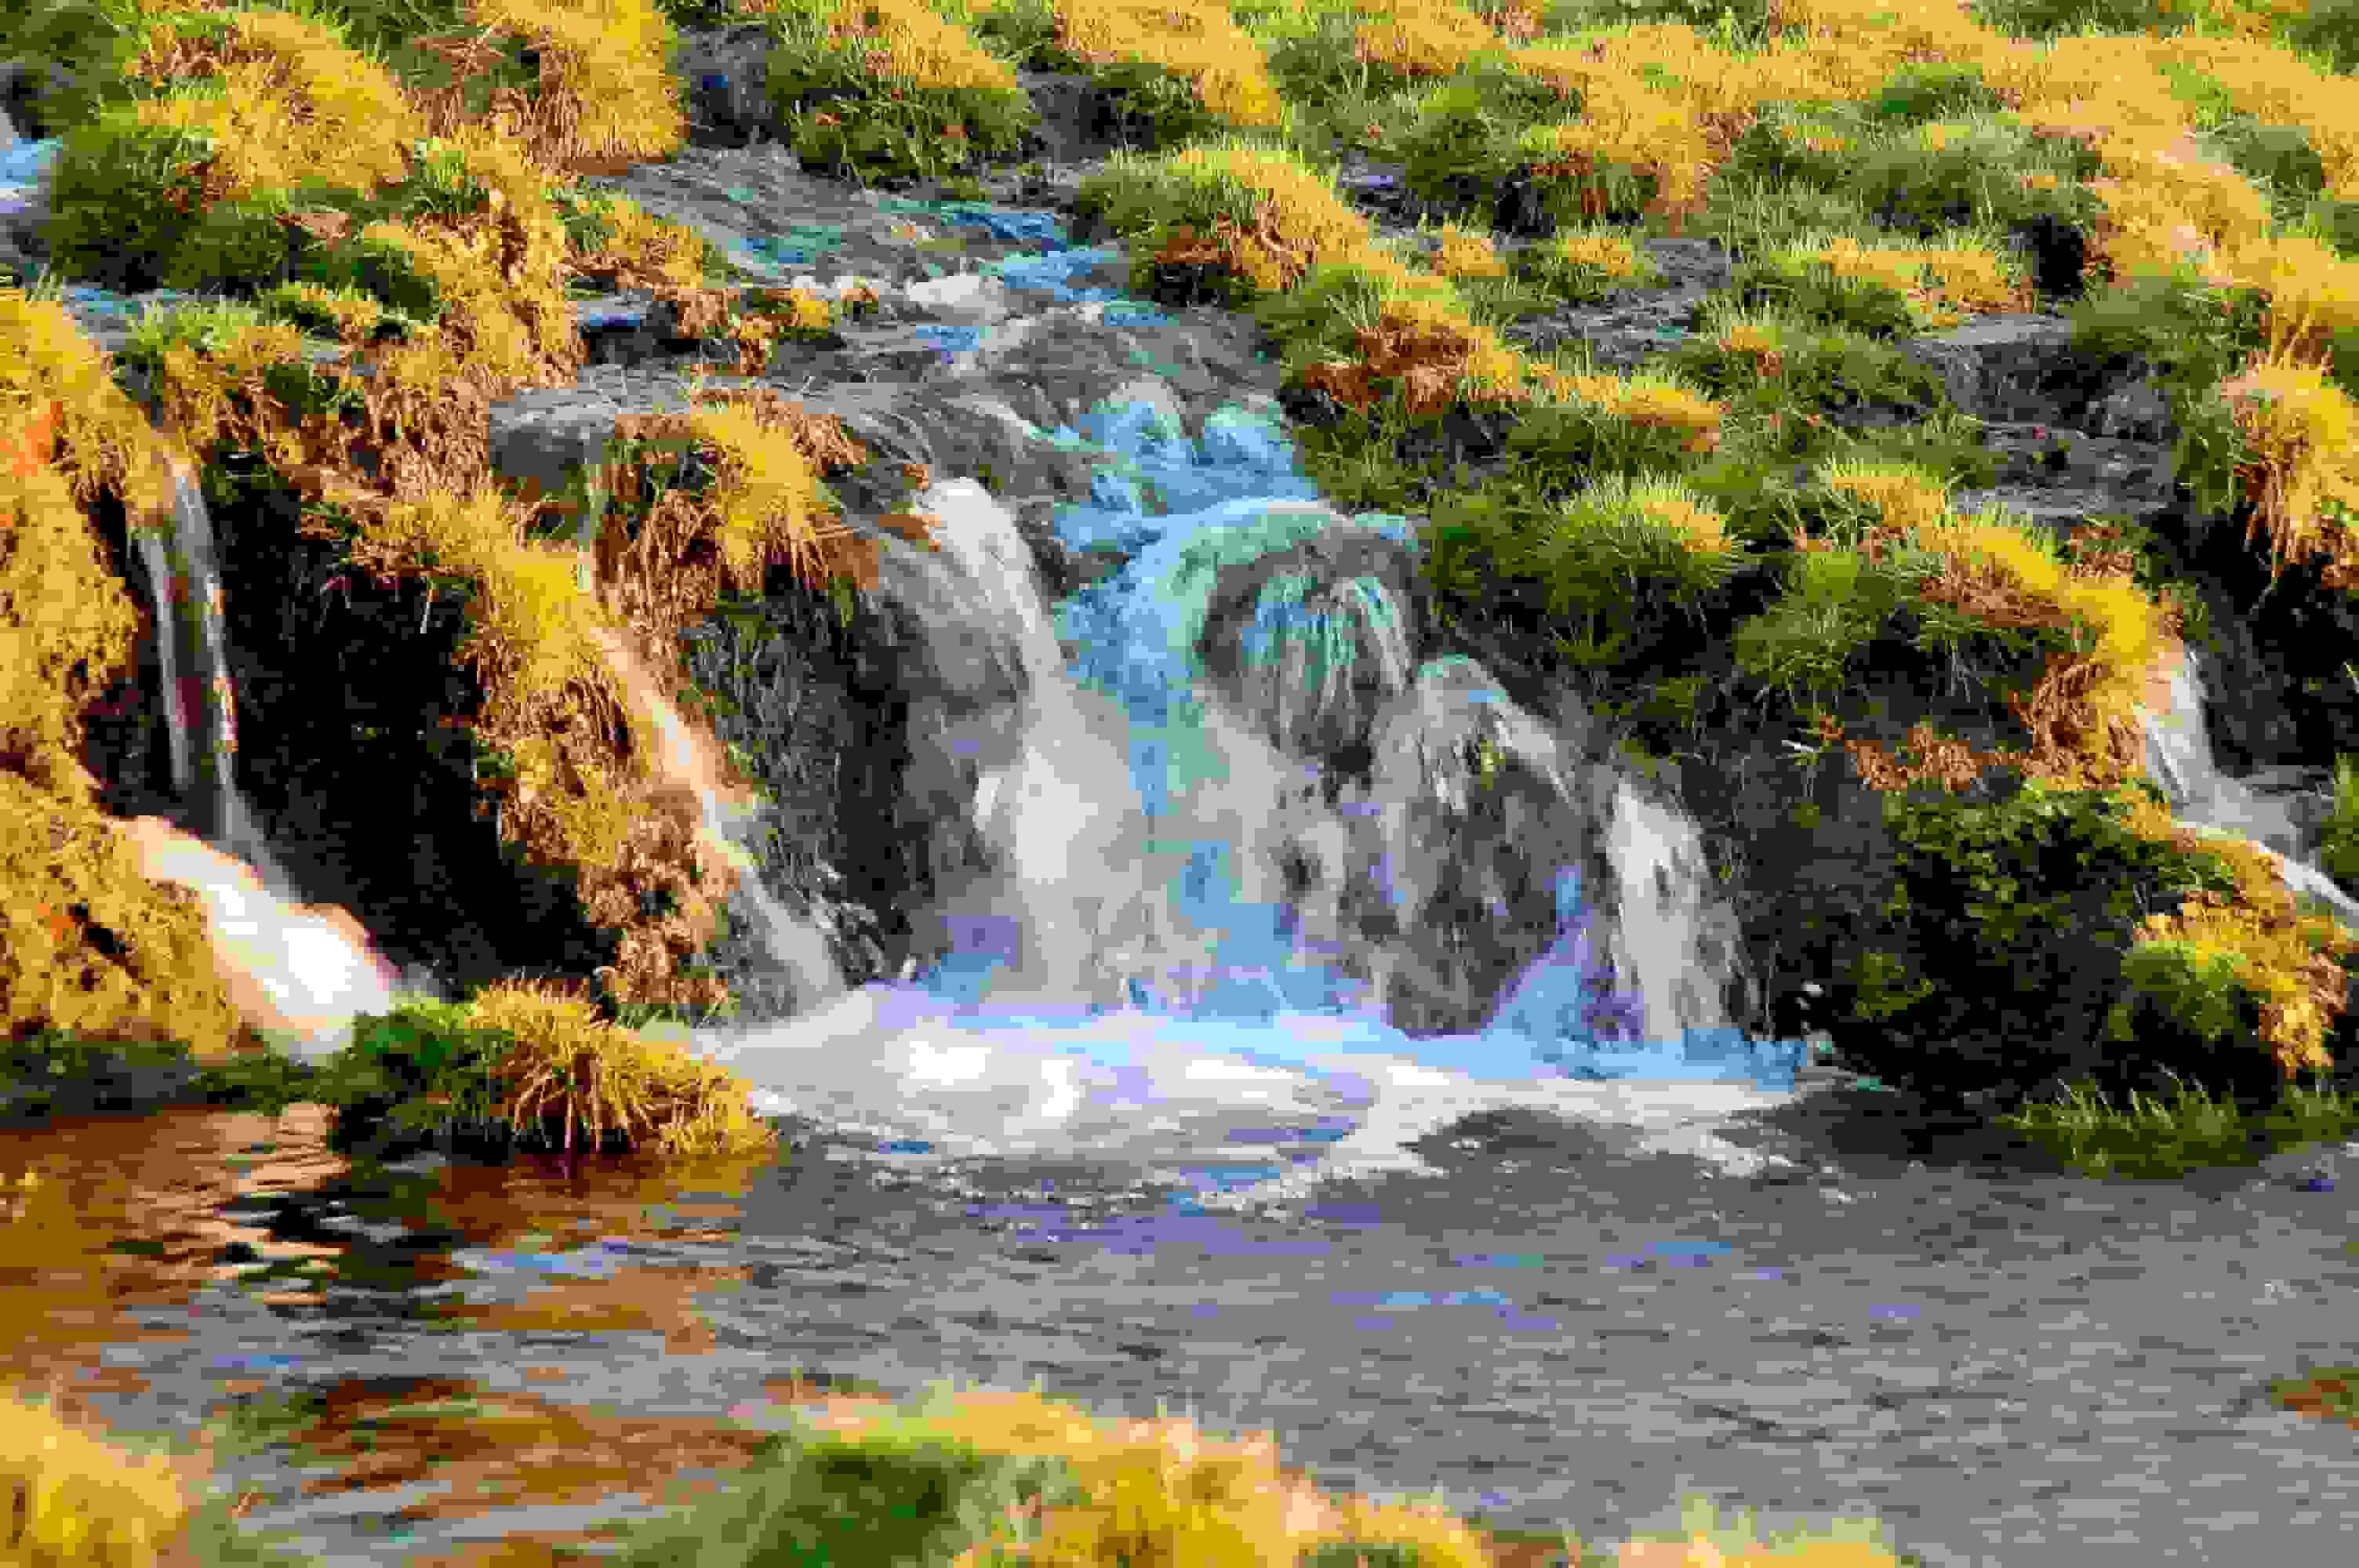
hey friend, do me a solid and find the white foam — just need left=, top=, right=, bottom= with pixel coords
left=681, top=989, right=1822, bottom=1200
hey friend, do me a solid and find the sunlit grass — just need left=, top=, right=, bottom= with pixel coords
left=2, top=1369, right=1941, bottom=1568
left=9, top=0, right=2358, bottom=1192
left=0, top=1374, right=322, bottom=1568
left=1991, top=1062, right=2359, bottom=1181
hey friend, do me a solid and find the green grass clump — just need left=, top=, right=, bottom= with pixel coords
left=0, top=1374, right=1939, bottom=1568
left=1991, top=1063, right=2359, bottom=1181
left=583, top=1377, right=1925, bottom=1567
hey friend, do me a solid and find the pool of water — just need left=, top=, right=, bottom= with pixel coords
left=13, top=1081, right=2359, bottom=1568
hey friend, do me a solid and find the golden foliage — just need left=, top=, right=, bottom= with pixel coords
left=409, top=0, right=693, bottom=175
left=1056, top=0, right=1287, bottom=129
left=457, top=978, right=777, bottom=1158
left=0, top=1380, right=216, bottom=1568
left=18, top=0, right=2359, bottom=1096
left=114, top=2, right=426, bottom=201
left=0, top=772, right=251, bottom=1062
left=0, top=453, right=146, bottom=806
left=1343, top=0, right=1507, bottom=83
left=809, top=0, right=1028, bottom=99
left=2211, top=329, right=2359, bottom=593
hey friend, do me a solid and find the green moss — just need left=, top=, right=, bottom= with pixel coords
left=1731, top=103, right=2108, bottom=258
left=1504, top=225, right=1670, bottom=304
left=2317, top=750, right=2359, bottom=892
left=1855, top=60, right=2012, bottom=127
left=1390, top=60, right=1584, bottom=209
left=106, top=298, right=381, bottom=466
left=0, top=0, right=170, bottom=136
left=2108, top=935, right=2263, bottom=1054
left=732, top=0, right=1043, bottom=185
left=294, top=0, right=554, bottom=122
left=16, top=0, right=2354, bottom=1168
left=1962, top=0, right=2230, bottom=42
left=41, top=115, right=240, bottom=295
left=1818, top=775, right=2287, bottom=1113
left=1727, top=544, right=1913, bottom=709
left=1656, top=310, right=1962, bottom=435
left=247, top=278, right=434, bottom=352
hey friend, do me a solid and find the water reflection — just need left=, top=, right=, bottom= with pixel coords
left=0, top=1103, right=928, bottom=1568
left=0, top=1099, right=1332, bottom=1473
left=8, top=1087, right=2359, bottom=1568
left=0, top=1104, right=351, bottom=1388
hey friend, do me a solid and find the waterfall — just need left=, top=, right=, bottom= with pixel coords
left=1602, top=779, right=1747, bottom=1049
left=2139, top=640, right=2218, bottom=817
left=94, top=463, right=841, bottom=1059
left=680, top=474, right=1804, bottom=1189
left=576, top=620, right=846, bottom=1010
left=127, top=451, right=301, bottom=894
left=127, top=514, right=189, bottom=813
left=2139, top=644, right=2359, bottom=929
left=102, top=452, right=420, bottom=1055
left=69, top=391, right=1801, bottom=1179
left=703, top=800, right=848, bottom=1007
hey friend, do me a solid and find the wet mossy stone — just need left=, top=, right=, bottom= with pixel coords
left=1191, top=523, right=1423, bottom=764
left=1815, top=775, right=2265, bottom=1116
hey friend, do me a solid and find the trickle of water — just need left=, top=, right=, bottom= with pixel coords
left=44, top=198, right=1806, bottom=1192
left=2141, top=643, right=2218, bottom=817
left=128, top=456, right=234, bottom=844
left=125, top=517, right=191, bottom=804
left=125, top=447, right=307, bottom=902
left=2139, top=644, right=2359, bottom=929
left=1601, top=779, right=1748, bottom=1050
left=580, top=619, right=848, bottom=1011
left=703, top=801, right=849, bottom=1009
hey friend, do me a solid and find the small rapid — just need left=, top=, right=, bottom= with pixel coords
left=13, top=123, right=1813, bottom=1190
left=667, top=408, right=1804, bottom=1193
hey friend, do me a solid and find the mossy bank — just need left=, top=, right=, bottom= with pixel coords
left=9, top=0, right=2359, bottom=1173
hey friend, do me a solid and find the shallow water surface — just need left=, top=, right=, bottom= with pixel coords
left=11, top=1090, right=2359, bottom=1568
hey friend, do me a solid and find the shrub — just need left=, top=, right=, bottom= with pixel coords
left=2276, top=0, right=2359, bottom=76
left=1815, top=775, right=2260, bottom=1113
left=272, top=996, right=533, bottom=1159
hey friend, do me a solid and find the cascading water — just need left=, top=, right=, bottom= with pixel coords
left=105, top=451, right=423, bottom=1052
left=575, top=620, right=846, bottom=1010
left=24, top=165, right=1807, bottom=1187
left=2139, top=643, right=2359, bottom=929
left=97, top=452, right=843, bottom=1053
left=23, top=107, right=2359, bottom=1200
left=682, top=397, right=1808, bottom=1196
left=130, top=452, right=271, bottom=874
left=2140, top=643, right=2217, bottom=819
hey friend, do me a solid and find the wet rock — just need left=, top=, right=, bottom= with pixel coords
left=1191, top=522, right=1424, bottom=762
left=0, top=57, right=79, bottom=145
left=659, top=24, right=794, bottom=151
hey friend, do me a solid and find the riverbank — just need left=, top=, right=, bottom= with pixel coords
left=9, top=1040, right=2359, bottom=1568
left=2, top=1367, right=1929, bottom=1568
left=13, top=0, right=2359, bottom=1560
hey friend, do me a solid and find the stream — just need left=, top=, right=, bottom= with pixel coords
left=14, top=131, right=2359, bottom=1568
left=9, top=1081, right=2359, bottom=1568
